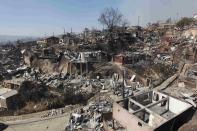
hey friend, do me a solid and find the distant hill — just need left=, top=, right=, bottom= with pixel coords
left=0, top=35, right=39, bottom=44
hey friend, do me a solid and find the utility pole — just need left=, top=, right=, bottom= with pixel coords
left=176, top=12, right=179, bottom=21
left=71, top=28, right=73, bottom=34
left=63, top=27, right=66, bottom=35
left=138, top=16, right=140, bottom=26
left=122, top=68, right=125, bottom=99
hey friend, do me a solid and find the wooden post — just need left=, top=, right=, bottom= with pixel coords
left=86, top=62, right=88, bottom=74
left=80, top=63, right=83, bottom=75
left=70, top=63, right=72, bottom=75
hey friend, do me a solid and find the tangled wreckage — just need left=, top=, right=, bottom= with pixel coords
left=1, top=20, right=197, bottom=131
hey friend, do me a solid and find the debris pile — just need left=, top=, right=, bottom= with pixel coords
left=66, top=99, right=112, bottom=131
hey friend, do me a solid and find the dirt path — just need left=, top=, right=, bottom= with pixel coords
left=5, top=114, right=70, bottom=131
left=1, top=105, right=82, bottom=131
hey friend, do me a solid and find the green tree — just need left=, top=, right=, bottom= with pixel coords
left=176, top=17, right=194, bottom=28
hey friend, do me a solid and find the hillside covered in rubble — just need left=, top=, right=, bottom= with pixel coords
left=0, top=5, right=197, bottom=131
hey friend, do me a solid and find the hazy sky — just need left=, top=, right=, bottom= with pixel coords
left=0, top=0, right=197, bottom=36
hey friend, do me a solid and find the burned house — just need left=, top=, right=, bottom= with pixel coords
left=79, top=51, right=108, bottom=63
left=60, top=33, right=73, bottom=45
left=60, top=33, right=81, bottom=46
left=113, top=52, right=151, bottom=65
left=182, top=46, right=197, bottom=63
left=179, top=63, right=197, bottom=89
left=46, top=36, right=60, bottom=46
left=36, top=39, right=47, bottom=45
left=64, top=51, right=108, bottom=75
left=157, top=22, right=175, bottom=30
left=104, top=90, right=193, bottom=131
left=42, top=48, right=56, bottom=57
left=3, top=78, right=24, bottom=90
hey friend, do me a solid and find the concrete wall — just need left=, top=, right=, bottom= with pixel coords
left=0, top=99, right=6, bottom=108
left=152, top=91, right=192, bottom=115
left=152, top=91, right=168, bottom=109
left=132, top=91, right=153, bottom=106
left=24, top=55, right=31, bottom=66
left=169, top=97, right=192, bottom=114
left=155, top=107, right=195, bottom=131
left=113, top=103, right=153, bottom=131
left=116, top=91, right=193, bottom=131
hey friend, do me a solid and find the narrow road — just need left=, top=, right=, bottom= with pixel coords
left=5, top=114, right=70, bottom=131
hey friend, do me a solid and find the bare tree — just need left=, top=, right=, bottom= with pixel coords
left=98, top=7, right=126, bottom=52
left=98, top=7, right=123, bottom=31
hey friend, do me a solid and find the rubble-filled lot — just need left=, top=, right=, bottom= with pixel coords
left=0, top=17, right=197, bottom=131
